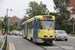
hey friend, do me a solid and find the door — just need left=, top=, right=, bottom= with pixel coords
left=33, top=19, right=39, bottom=41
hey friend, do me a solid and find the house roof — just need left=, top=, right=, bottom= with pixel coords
left=72, top=7, right=75, bottom=10
left=10, top=16, right=19, bottom=24
left=68, top=0, right=75, bottom=6
left=71, top=11, right=75, bottom=14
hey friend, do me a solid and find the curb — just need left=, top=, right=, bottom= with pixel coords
left=68, top=35, right=75, bottom=39
left=9, top=42, right=16, bottom=50
left=68, top=37, right=75, bottom=39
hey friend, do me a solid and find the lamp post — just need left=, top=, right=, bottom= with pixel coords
left=6, top=8, right=12, bottom=35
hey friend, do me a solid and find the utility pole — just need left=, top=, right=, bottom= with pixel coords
left=6, top=9, right=12, bottom=35
left=6, top=9, right=8, bottom=35
left=73, top=18, right=75, bottom=32
left=65, top=0, right=67, bottom=31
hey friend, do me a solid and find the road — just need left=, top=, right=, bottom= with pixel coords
left=0, top=35, right=75, bottom=50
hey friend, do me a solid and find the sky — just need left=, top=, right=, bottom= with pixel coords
left=0, top=0, right=55, bottom=19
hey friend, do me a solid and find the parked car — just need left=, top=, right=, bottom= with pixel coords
left=15, top=31, right=20, bottom=36
left=18, top=31, right=22, bottom=36
left=55, top=30, right=68, bottom=41
left=9, top=31, right=13, bottom=34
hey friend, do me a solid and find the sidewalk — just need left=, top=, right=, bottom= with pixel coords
left=9, top=42, right=16, bottom=50
left=68, top=35, right=75, bottom=39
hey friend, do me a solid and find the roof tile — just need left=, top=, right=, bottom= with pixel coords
left=68, top=0, right=75, bottom=6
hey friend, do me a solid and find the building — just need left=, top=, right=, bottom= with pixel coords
left=8, top=17, right=12, bottom=25
left=67, top=0, right=75, bottom=19
left=0, top=17, right=5, bottom=21
left=10, top=16, right=21, bottom=28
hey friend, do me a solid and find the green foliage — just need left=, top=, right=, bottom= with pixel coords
left=20, top=16, right=28, bottom=29
left=49, top=12, right=62, bottom=25
left=8, top=24, right=13, bottom=31
left=13, top=25, right=17, bottom=30
left=53, top=0, right=70, bottom=25
left=49, top=12, right=58, bottom=16
left=26, top=1, right=48, bottom=18
left=0, top=42, right=3, bottom=48
left=4, top=16, right=6, bottom=25
left=70, top=32, right=75, bottom=34
left=17, top=28, right=21, bottom=31
left=55, top=25, right=73, bottom=33
left=0, top=20, right=2, bottom=30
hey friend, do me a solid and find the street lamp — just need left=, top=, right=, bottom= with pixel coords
left=6, top=8, right=12, bottom=35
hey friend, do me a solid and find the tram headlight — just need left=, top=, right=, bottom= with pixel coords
left=50, top=35, right=53, bottom=37
left=44, top=35, right=47, bottom=37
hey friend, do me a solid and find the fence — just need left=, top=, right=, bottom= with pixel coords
left=1, top=35, right=7, bottom=50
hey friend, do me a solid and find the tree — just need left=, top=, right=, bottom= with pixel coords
left=8, top=24, right=13, bottom=31
left=53, top=0, right=70, bottom=25
left=49, top=12, right=61, bottom=25
left=49, top=12, right=58, bottom=16
left=26, top=1, right=48, bottom=18
left=4, top=16, right=7, bottom=32
left=19, top=16, right=28, bottom=30
left=0, top=20, right=2, bottom=30
left=21, top=16, right=28, bottom=23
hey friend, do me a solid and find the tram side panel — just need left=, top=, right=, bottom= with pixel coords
left=27, top=21, right=33, bottom=40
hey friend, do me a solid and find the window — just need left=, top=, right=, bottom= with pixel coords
left=28, top=22, right=33, bottom=29
left=40, top=20, right=55, bottom=29
left=58, top=30, right=66, bottom=34
left=22, top=25, right=24, bottom=29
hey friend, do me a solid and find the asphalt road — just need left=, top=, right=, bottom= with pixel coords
left=0, top=35, right=75, bottom=50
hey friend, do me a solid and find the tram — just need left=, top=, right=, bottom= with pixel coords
left=22, top=15, right=55, bottom=43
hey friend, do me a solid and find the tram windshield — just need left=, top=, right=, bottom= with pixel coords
left=40, top=20, right=55, bottom=29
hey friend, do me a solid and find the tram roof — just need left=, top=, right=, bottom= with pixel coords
left=22, top=15, right=55, bottom=25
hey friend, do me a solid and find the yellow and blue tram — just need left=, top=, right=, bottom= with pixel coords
left=22, top=15, right=55, bottom=43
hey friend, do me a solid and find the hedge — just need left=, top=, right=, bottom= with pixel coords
left=70, top=32, right=75, bottom=34
left=55, top=25, right=73, bottom=34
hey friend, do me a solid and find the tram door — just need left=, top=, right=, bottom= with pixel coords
left=33, top=19, right=39, bottom=41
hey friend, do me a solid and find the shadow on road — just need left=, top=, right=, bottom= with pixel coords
left=35, top=43, right=55, bottom=46
left=23, top=37, right=55, bottom=46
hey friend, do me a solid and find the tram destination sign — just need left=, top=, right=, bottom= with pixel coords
left=43, top=16, right=52, bottom=19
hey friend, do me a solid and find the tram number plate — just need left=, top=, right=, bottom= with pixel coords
left=38, top=39, right=42, bottom=42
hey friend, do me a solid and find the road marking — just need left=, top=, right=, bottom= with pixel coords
left=43, top=46, right=74, bottom=50
left=7, top=36, right=22, bottom=38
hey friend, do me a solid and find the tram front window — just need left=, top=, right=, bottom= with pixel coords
left=40, top=20, right=55, bottom=29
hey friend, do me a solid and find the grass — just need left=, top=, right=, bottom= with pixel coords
left=0, top=42, right=3, bottom=48
left=6, top=42, right=9, bottom=50
left=0, top=42, right=9, bottom=50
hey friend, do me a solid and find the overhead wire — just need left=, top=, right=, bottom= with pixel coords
left=1, top=0, right=25, bottom=8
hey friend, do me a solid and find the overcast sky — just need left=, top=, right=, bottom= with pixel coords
left=0, top=0, right=55, bottom=19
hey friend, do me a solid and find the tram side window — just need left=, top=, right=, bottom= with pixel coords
left=22, top=25, right=24, bottom=29
left=28, top=22, right=33, bottom=29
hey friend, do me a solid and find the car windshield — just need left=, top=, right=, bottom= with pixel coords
left=55, top=30, right=66, bottom=34
left=58, top=30, right=66, bottom=34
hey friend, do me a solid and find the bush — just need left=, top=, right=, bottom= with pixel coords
left=70, top=32, right=75, bottom=34
left=55, top=25, right=73, bottom=34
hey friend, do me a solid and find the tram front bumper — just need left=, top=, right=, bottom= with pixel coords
left=37, top=38, right=55, bottom=43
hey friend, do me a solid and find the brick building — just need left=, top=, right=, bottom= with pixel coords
left=67, top=0, right=75, bottom=19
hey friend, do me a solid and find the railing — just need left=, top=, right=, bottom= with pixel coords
left=1, top=35, right=7, bottom=50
